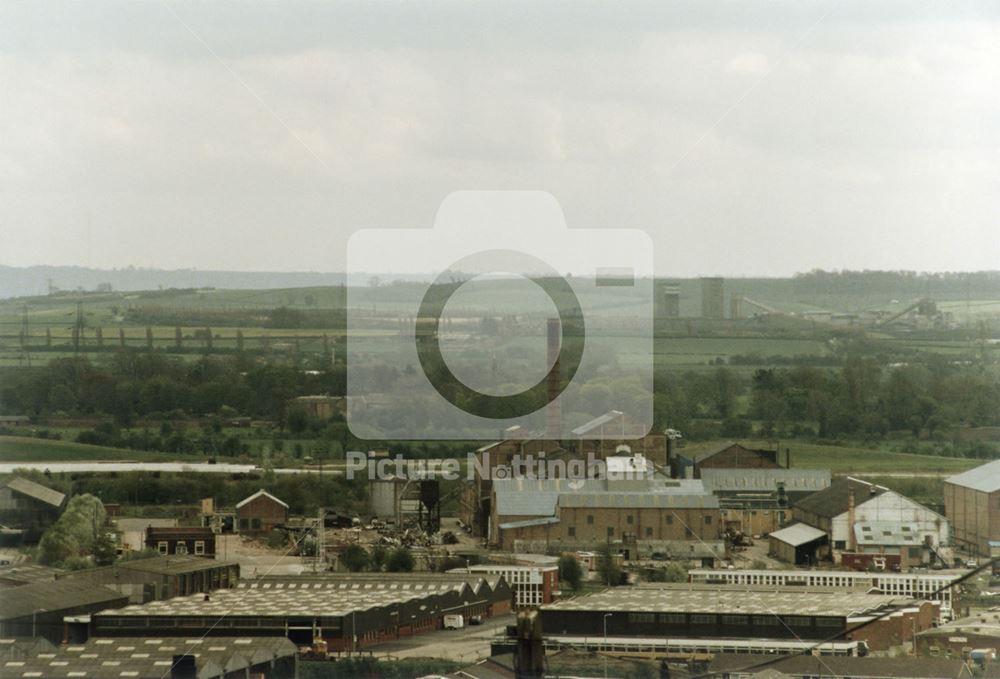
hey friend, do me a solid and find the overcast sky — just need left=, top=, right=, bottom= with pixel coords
left=1, top=1, right=998, bottom=276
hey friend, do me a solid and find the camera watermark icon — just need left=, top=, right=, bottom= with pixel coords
left=346, top=191, right=653, bottom=440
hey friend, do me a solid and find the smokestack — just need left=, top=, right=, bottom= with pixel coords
left=545, top=317, right=561, bottom=440
left=847, top=487, right=856, bottom=553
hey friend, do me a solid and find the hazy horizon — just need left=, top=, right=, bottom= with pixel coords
left=2, top=1, right=998, bottom=276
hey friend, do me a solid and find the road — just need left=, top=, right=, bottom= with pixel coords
left=0, top=461, right=345, bottom=475
left=369, top=613, right=514, bottom=663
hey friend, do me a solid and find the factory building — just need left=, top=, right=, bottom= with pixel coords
left=655, top=282, right=681, bottom=318
left=54, top=555, right=239, bottom=604
left=671, top=441, right=783, bottom=480
left=793, top=476, right=950, bottom=567
left=489, top=460, right=721, bottom=558
left=449, top=564, right=558, bottom=608
left=916, top=608, right=1000, bottom=657
left=539, top=583, right=937, bottom=651
left=0, top=579, right=129, bottom=643
left=0, top=476, right=66, bottom=542
left=93, top=573, right=513, bottom=650
left=0, top=636, right=298, bottom=679
left=945, top=459, right=1000, bottom=557
left=689, top=568, right=961, bottom=621
left=700, top=277, right=725, bottom=319
left=706, top=654, right=973, bottom=678
left=701, top=468, right=831, bottom=535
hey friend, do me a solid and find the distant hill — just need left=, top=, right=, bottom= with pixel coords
left=0, top=265, right=346, bottom=299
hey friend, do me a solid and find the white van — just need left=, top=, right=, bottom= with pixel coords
left=444, top=614, right=465, bottom=630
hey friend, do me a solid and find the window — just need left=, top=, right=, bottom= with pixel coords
left=175, top=543, right=188, bottom=555
left=785, top=616, right=811, bottom=627
left=704, top=515, right=712, bottom=525
left=194, top=541, right=205, bottom=555
left=834, top=540, right=846, bottom=550
left=607, top=527, right=614, bottom=537
left=690, top=614, right=715, bottom=625
left=587, top=515, right=594, bottom=525
left=626, top=515, right=634, bottom=525
left=645, top=527, right=653, bottom=538
left=685, top=528, right=693, bottom=538
left=816, top=618, right=843, bottom=628
left=157, top=541, right=168, bottom=555
left=665, top=515, right=673, bottom=525
left=251, top=518, right=262, bottom=530
left=722, top=615, right=748, bottom=625
left=567, top=527, right=576, bottom=538
left=659, top=613, right=685, bottom=624
left=628, top=613, right=655, bottom=624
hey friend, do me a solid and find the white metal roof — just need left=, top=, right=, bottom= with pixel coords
left=769, top=523, right=827, bottom=547
left=946, top=459, right=1000, bottom=493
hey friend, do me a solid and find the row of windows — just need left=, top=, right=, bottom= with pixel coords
left=156, top=541, right=206, bottom=556
left=584, top=514, right=714, bottom=526
left=567, top=526, right=706, bottom=538
left=614, top=613, right=840, bottom=628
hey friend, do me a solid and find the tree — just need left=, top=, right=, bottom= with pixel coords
left=340, top=544, right=370, bottom=572
left=558, top=554, right=583, bottom=591
left=92, top=531, right=118, bottom=566
left=385, top=548, right=415, bottom=572
left=37, top=525, right=79, bottom=565
left=370, top=545, right=387, bottom=572
left=596, top=543, right=626, bottom=587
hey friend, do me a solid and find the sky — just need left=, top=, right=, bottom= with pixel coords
left=1, top=1, right=998, bottom=276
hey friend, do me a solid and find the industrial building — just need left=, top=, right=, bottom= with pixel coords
left=448, top=564, right=558, bottom=608
left=688, top=568, right=962, bottom=621
left=0, top=636, right=298, bottom=679
left=0, top=476, right=65, bottom=542
left=768, top=523, right=827, bottom=565
left=700, top=277, right=725, bottom=319
left=288, top=394, right=345, bottom=419
left=945, top=459, right=1000, bottom=557
left=655, top=282, right=681, bottom=318
left=0, top=578, right=129, bottom=643
left=671, top=441, right=784, bottom=480
left=235, top=489, right=289, bottom=535
left=539, top=583, right=937, bottom=651
left=489, top=462, right=721, bottom=556
left=93, top=573, right=513, bottom=650
left=793, top=477, right=950, bottom=565
left=916, top=608, right=1000, bottom=657
left=145, top=525, right=216, bottom=557
left=0, top=563, right=62, bottom=589
left=705, top=653, right=974, bottom=679
left=54, top=554, right=239, bottom=604
left=701, top=468, right=831, bottom=535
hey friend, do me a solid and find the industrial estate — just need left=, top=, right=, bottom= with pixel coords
left=0, top=270, right=999, bottom=679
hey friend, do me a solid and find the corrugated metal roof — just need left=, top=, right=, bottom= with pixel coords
left=946, top=459, right=1000, bottom=493
left=571, top=410, right=625, bottom=436
left=499, top=517, right=561, bottom=530
left=558, top=492, right=719, bottom=509
left=701, top=468, right=831, bottom=493
left=0, top=580, right=127, bottom=621
left=542, top=583, right=914, bottom=617
left=792, top=477, right=887, bottom=519
left=3, top=477, right=65, bottom=508
left=769, top=523, right=827, bottom=547
left=854, top=521, right=922, bottom=546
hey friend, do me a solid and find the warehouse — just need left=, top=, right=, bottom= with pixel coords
left=93, top=573, right=512, bottom=650
left=701, top=468, right=830, bottom=535
left=54, top=554, right=239, bottom=603
left=688, top=568, right=961, bottom=621
left=235, top=489, right=289, bottom=535
left=915, top=608, right=1000, bottom=657
left=490, top=465, right=721, bottom=555
left=0, top=579, right=129, bottom=643
left=0, top=636, right=297, bottom=679
left=768, top=522, right=827, bottom=565
left=539, top=584, right=937, bottom=651
left=945, top=459, right=1000, bottom=557
left=0, top=476, right=65, bottom=541
left=706, top=653, right=973, bottom=679
left=449, top=564, right=558, bottom=607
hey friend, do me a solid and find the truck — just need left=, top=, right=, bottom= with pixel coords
left=443, top=614, right=465, bottom=630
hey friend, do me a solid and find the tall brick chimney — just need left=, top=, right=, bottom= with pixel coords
left=847, top=486, right=856, bottom=553
left=544, top=317, right=562, bottom=440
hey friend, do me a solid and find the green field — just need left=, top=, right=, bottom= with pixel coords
left=679, top=439, right=978, bottom=475
left=0, top=436, right=203, bottom=463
